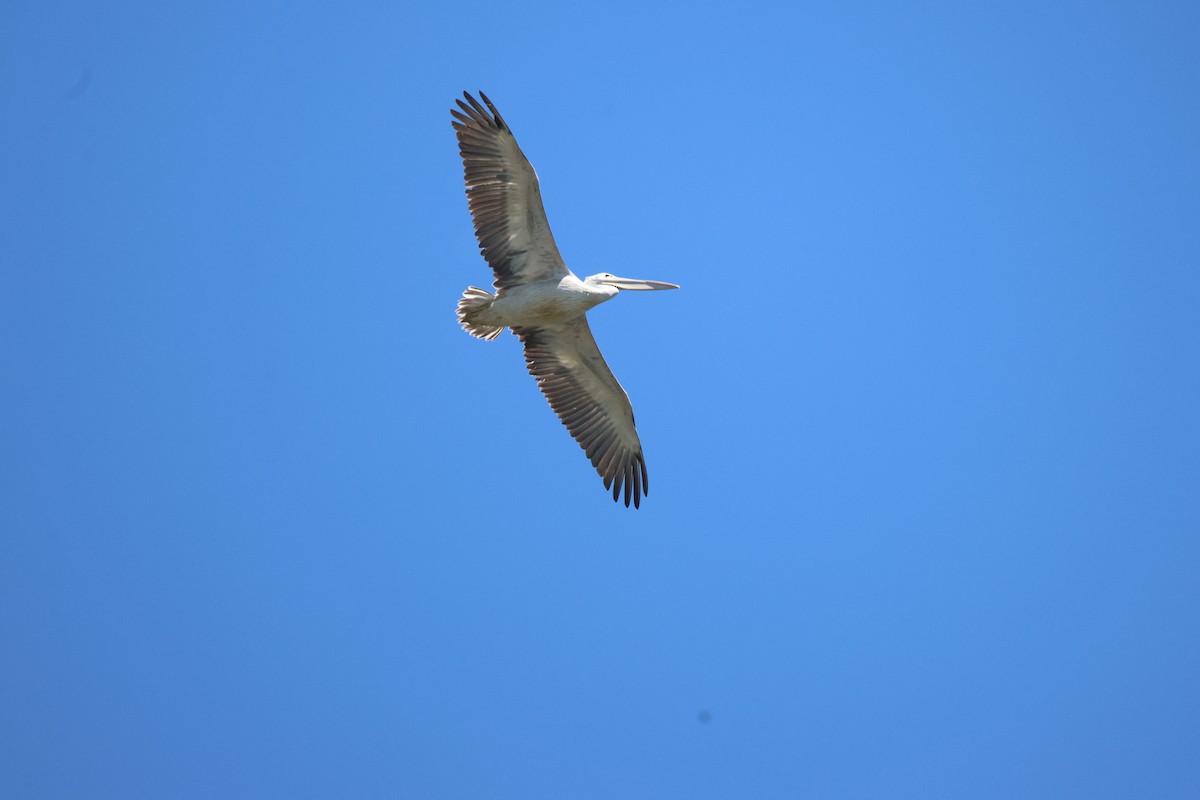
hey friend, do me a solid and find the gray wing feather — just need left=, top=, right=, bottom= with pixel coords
left=513, top=318, right=648, bottom=508
left=451, top=92, right=568, bottom=291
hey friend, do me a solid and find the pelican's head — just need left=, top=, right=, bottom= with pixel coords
left=585, top=273, right=680, bottom=292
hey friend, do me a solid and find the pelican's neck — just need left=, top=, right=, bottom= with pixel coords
left=572, top=274, right=618, bottom=305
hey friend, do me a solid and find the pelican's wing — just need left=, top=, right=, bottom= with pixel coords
left=451, top=92, right=568, bottom=291
left=512, top=318, right=648, bottom=508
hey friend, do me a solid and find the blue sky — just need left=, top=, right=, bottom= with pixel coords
left=2, top=1, right=1198, bottom=797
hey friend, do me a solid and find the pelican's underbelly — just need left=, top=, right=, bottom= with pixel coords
left=489, top=283, right=604, bottom=327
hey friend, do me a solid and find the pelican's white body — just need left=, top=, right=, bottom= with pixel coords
left=467, top=275, right=616, bottom=330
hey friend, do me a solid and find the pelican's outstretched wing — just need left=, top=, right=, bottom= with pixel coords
left=451, top=92, right=568, bottom=291
left=512, top=318, right=648, bottom=508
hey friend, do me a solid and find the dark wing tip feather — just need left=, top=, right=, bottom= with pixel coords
left=453, top=91, right=508, bottom=133
left=477, top=91, right=509, bottom=131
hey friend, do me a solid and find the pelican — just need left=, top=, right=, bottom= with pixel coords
left=451, top=91, right=679, bottom=508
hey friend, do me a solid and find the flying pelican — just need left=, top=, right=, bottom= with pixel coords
left=451, top=91, right=679, bottom=508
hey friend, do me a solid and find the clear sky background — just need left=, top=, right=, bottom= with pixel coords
left=3, top=2, right=1198, bottom=798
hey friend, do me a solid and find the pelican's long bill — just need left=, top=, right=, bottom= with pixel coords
left=591, top=275, right=681, bottom=291
left=451, top=91, right=678, bottom=508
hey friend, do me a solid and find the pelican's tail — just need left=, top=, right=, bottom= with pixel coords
left=457, top=286, right=504, bottom=341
